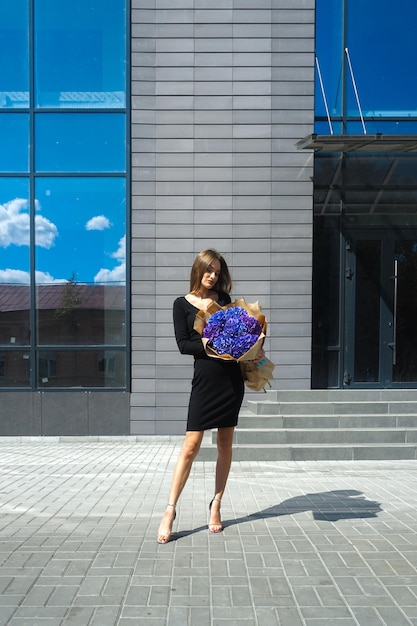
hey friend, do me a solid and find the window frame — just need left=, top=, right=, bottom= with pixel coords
left=0, top=0, right=130, bottom=391
left=315, top=0, right=417, bottom=135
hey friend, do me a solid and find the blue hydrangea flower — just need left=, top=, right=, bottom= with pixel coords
left=202, top=306, right=262, bottom=359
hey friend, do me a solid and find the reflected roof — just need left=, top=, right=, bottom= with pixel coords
left=0, top=284, right=125, bottom=312
left=0, top=91, right=124, bottom=107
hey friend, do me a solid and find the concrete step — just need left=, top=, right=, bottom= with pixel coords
left=263, top=389, right=417, bottom=402
left=238, top=413, right=417, bottom=429
left=233, top=427, right=417, bottom=445
left=246, top=400, right=417, bottom=416
left=197, top=443, right=417, bottom=462
left=195, top=390, right=417, bottom=462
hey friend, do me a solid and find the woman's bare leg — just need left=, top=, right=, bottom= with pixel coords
left=157, top=430, right=204, bottom=543
left=209, top=426, right=235, bottom=532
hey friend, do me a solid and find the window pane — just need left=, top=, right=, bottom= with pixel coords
left=315, top=120, right=344, bottom=135
left=314, top=153, right=417, bottom=215
left=315, top=0, right=343, bottom=119
left=35, top=177, right=126, bottom=346
left=37, top=283, right=126, bottom=346
left=37, top=349, right=126, bottom=388
left=354, top=240, right=381, bottom=383
left=34, top=0, right=126, bottom=109
left=35, top=113, right=126, bottom=172
left=312, top=217, right=340, bottom=388
left=346, top=120, right=417, bottom=135
left=347, top=0, right=417, bottom=119
left=0, top=179, right=30, bottom=346
left=0, top=1, right=29, bottom=108
left=0, top=350, right=31, bottom=387
left=0, top=115, right=29, bottom=172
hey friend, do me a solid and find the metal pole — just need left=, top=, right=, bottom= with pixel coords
left=315, top=56, right=334, bottom=134
left=344, top=47, right=367, bottom=134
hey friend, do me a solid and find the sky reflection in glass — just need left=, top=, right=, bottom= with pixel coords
left=0, top=1, right=127, bottom=388
left=35, top=114, right=126, bottom=172
left=315, top=0, right=342, bottom=118
left=346, top=0, right=417, bottom=118
left=34, top=0, right=126, bottom=108
left=0, top=0, right=29, bottom=108
left=316, top=0, right=417, bottom=129
left=0, top=179, right=30, bottom=282
left=0, top=115, right=29, bottom=171
left=34, top=178, right=126, bottom=286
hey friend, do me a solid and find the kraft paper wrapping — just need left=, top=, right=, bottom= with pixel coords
left=193, top=297, right=275, bottom=391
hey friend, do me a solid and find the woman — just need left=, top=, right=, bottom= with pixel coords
left=157, top=249, right=245, bottom=543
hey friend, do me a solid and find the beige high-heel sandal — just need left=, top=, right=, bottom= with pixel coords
left=208, top=497, right=223, bottom=533
left=157, top=503, right=176, bottom=544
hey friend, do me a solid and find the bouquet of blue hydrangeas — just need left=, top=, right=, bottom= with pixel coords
left=194, top=298, right=275, bottom=391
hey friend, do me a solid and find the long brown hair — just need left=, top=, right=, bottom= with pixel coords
left=189, top=249, right=232, bottom=294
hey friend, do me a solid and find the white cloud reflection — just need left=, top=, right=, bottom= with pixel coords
left=0, top=198, right=125, bottom=285
left=94, top=235, right=126, bottom=284
left=0, top=198, right=58, bottom=249
left=0, top=268, right=66, bottom=285
left=85, top=214, right=111, bottom=231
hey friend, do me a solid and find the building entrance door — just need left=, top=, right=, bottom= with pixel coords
left=344, top=229, right=417, bottom=387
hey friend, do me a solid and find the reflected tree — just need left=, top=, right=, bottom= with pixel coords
left=53, top=272, right=83, bottom=331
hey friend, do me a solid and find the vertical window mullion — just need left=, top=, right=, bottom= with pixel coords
left=125, top=0, right=131, bottom=392
left=29, top=0, right=36, bottom=390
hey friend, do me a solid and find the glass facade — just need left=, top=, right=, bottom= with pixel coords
left=0, top=1, right=29, bottom=108
left=315, top=0, right=417, bottom=134
left=312, top=0, right=417, bottom=388
left=0, top=0, right=128, bottom=390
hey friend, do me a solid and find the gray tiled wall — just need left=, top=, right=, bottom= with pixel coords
left=130, top=0, right=315, bottom=435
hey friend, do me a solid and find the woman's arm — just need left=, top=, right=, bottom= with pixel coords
left=173, top=298, right=206, bottom=357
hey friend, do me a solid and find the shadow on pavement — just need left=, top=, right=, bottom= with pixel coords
left=225, top=489, right=383, bottom=525
left=172, top=490, right=382, bottom=540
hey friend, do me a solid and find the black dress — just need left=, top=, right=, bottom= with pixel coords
left=173, top=292, right=245, bottom=432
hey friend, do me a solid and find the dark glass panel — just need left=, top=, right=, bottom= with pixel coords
left=313, top=154, right=343, bottom=214
left=0, top=285, right=30, bottom=347
left=393, top=241, right=417, bottom=382
left=378, top=190, right=417, bottom=214
left=34, top=0, right=126, bottom=108
left=0, top=350, right=30, bottom=387
left=0, top=179, right=30, bottom=346
left=312, top=350, right=339, bottom=389
left=35, top=177, right=126, bottom=346
left=37, top=349, right=126, bottom=388
left=344, top=190, right=381, bottom=215
left=35, top=113, right=126, bottom=172
left=314, top=188, right=342, bottom=215
left=315, top=153, right=417, bottom=215
left=313, top=153, right=341, bottom=187
left=312, top=217, right=340, bottom=387
left=0, top=1, right=29, bottom=108
left=312, top=218, right=340, bottom=346
left=353, top=240, right=381, bottom=382
left=342, top=155, right=394, bottom=189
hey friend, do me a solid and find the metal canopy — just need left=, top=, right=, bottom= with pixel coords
left=297, top=134, right=417, bottom=153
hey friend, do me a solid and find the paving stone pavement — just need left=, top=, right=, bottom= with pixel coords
left=0, top=440, right=417, bottom=625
